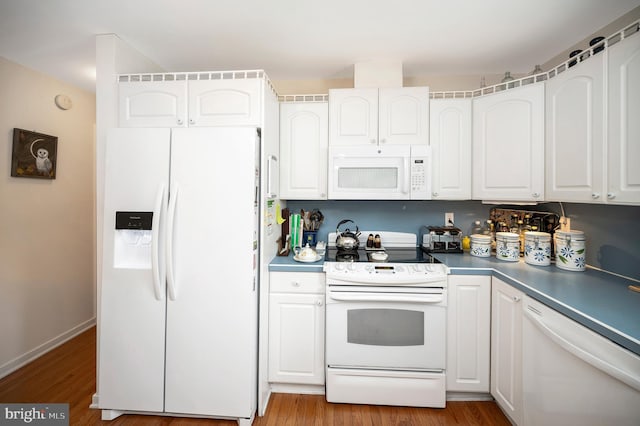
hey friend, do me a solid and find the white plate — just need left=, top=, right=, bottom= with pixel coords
left=293, top=254, right=323, bottom=263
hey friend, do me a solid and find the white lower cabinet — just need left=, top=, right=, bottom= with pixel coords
left=446, top=275, right=490, bottom=392
left=491, top=277, right=524, bottom=425
left=268, top=272, right=325, bottom=387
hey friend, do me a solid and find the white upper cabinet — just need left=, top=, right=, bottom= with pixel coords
left=545, top=53, right=605, bottom=203
left=279, top=102, right=329, bottom=200
left=329, top=87, right=429, bottom=146
left=608, top=33, right=640, bottom=205
left=118, top=78, right=262, bottom=127
left=119, top=80, right=188, bottom=127
left=188, top=79, right=262, bottom=127
left=430, top=98, right=472, bottom=199
left=472, top=83, right=545, bottom=202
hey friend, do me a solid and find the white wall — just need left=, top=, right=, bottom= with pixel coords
left=0, top=56, right=96, bottom=377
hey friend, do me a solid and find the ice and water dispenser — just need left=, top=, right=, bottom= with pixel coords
left=113, top=211, right=154, bottom=269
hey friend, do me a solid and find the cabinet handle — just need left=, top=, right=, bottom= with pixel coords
left=607, top=192, right=616, bottom=200
left=592, top=193, right=600, bottom=199
left=432, top=192, right=439, bottom=197
left=380, top=138, right=387, bottom=144
left=316, top=300, right=323, bottom=306
left=532, top=192, right=540, bottom=198
left=513, top=295, right=521, bottom=302
left=320, top=193, right=326, bottom=198
left=177, top=118, right=183, bottom=125
left=370, top=139, right=377, bottom=144
left=291, top=281, right=300, bottom=287
left=189, top=118, right=195, bottom=125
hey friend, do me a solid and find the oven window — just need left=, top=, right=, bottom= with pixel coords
left=347, top=308, right=424, bottom=346
left=338, top=167, right=398, bottom=189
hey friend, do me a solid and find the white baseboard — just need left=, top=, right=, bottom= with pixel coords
left=0, top=317, right=96, bottom=379
left=270, top=383, right=325, bottom=395
left=446, top=391, right=494, bottom=401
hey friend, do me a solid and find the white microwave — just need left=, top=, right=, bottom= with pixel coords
left=328, top=145, right=431, bottom=200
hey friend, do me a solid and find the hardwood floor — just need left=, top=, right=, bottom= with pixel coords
left=0, top=327, right=510, bottom=425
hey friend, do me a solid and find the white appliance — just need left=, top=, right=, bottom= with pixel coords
left=523, top=295, right=640, bottom=425
left=323, top=232, right=447, bottom=408
left=98, top=127, right=260, bottom=425
left=328, top=145, right=431, bottom=200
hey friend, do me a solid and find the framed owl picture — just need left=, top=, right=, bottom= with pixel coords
left=11, top=128, right=58, bottom=179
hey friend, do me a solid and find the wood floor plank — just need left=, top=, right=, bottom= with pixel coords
left=0, top=327, right=511, bottom=425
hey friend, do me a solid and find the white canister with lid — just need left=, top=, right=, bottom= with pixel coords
left=524, top=231, right=551, bottom=266
left=554, top=230, right=586, bottom=271
left=495, top=232, right=519, bottom=261
left=470, top=234, right=491, bottom=257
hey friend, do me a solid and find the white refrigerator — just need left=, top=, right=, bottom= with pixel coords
left=98, top=127, right=260, bottom=424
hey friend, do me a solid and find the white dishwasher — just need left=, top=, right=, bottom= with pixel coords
left=523, top=295, right=640, bottom=426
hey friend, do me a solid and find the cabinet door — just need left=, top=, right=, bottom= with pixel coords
left=379, top=87, right=429, bottom=145
left=188, top=79, right=262, bottom=126
left=546, top=54, right=605, bottom=203
left=329, top=88, right=378, bottom=145
left=279, top=102, right=328, bottom=199
left=446, top=275, right=490, bottom=392
left=608, top=33, right=640, bottom=205
left=430, top=98, right=472, bottom=199
left=491, top=277, right=524, bottom=426
left=268, top=292, right=325, bottom=385
left=473, top=84, right=545, bottom=201
left=119, top=81, right=187, bottom=127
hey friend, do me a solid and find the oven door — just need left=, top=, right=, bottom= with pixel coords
left=326, top=286, right=446, bottom=371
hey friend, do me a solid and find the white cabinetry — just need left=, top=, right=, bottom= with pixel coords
left=473, top=84, right=545, bottom=201
left=119, top=80, right=188, bottom=127
left=446, top=275, right=490, bottom=393
left=188, top=79, right=261, bottom=127
left=118, top=77, right=262, bottom=127
left=491, top=277, right=524, bottom=426
left=608, top=33, right=640, bottom=205
left=545, top=54, right=605, bottom=203
left=430, top=99, right=472, bottom=199
left=268, top=272, right=325, bottom=389
left=329, top=87, right=429, bottom=146
left=279, top=102, right=328, bottom=199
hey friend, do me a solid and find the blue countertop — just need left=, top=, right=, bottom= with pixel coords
left=269, top=252, right=640, bottom=355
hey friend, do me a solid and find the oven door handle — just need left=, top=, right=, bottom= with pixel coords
left=328, top=292, right=445, bottom=304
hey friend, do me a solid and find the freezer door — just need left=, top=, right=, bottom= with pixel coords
left=98, top=128, right=170, bottom=412
left=164, top=127, right=259, bottom=418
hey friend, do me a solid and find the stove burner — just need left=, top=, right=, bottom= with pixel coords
left=335, top=250, right=360, bottom=262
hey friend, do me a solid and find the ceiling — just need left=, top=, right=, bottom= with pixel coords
left=1, top=0, right=639, bottom=92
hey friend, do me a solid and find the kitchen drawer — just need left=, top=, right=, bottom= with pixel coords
left=270, top=271, right=325, bottom=294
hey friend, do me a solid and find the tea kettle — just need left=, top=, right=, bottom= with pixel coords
left=335, top=219, right=361, bottom=250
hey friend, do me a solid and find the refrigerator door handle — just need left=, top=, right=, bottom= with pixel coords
left=151, top=184, right=166, bottom=301
left=166, top=184, right=179, bottom=301
left=267, top=154, right=277, bottom=199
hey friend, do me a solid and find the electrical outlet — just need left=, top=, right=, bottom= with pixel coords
left=445, top=212, right=454, bottom=226
left=560, top=216, right=571, bottom=231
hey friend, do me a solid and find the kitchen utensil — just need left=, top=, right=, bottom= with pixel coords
left=335, top=219, right=361, bottom=250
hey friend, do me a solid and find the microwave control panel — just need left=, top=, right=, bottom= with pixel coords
left=410, top=157, right=430, bottom=199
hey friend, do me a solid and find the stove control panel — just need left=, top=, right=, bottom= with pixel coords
left=324, top=262, right=448, bottom=285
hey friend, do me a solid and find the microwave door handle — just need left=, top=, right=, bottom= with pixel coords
left=403, top=157, right=410, bottom=194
